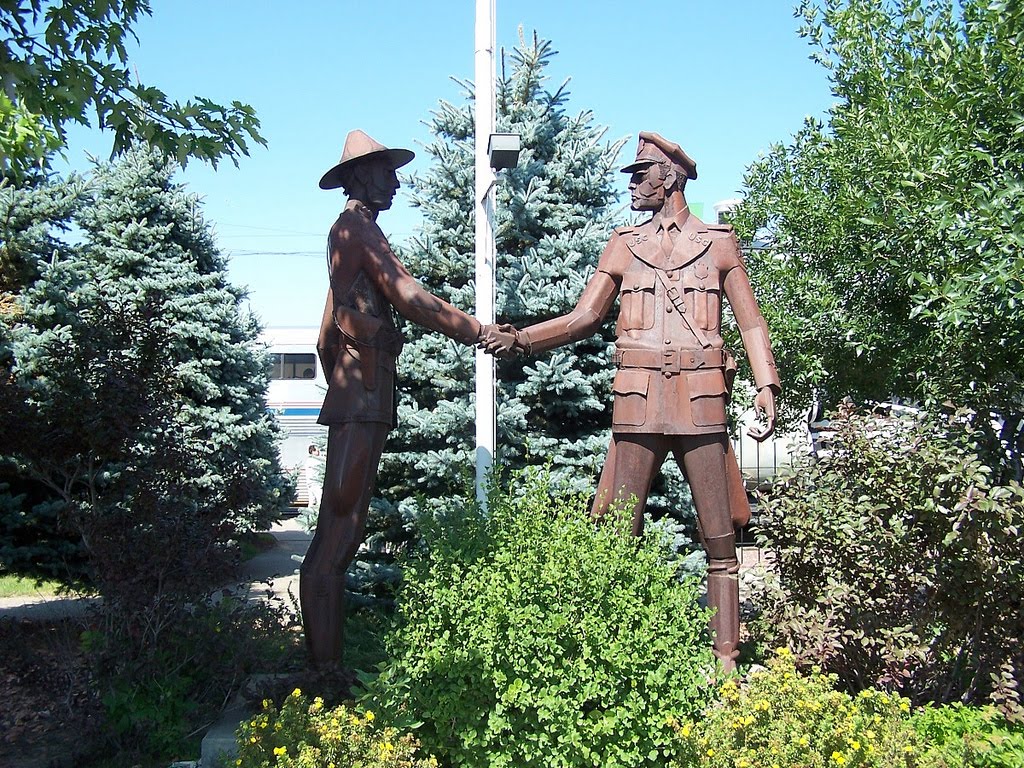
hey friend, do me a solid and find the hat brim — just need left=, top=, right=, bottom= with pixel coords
left=318, top=148, right=415, bottom=190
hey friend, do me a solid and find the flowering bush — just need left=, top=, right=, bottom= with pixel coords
left=671, top=649, right=920, bottom=767
left=232, top=688, right=436, bottom=768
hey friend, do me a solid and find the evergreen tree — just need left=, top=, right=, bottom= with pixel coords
left=371, top=31, right=693, bottom=539
left=0, top=144, right=289, bottom=602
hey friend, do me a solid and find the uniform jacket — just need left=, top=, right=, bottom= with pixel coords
left=316, top=200, right=481, bottom=426
left=520, top=208, right=779, bottom=435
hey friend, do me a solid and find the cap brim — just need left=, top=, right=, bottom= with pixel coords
left=319, top=148, right=415, bottom=190
left=620, top=159, right=657, bottom=174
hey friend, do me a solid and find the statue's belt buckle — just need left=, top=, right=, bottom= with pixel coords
left=662, top=349, right=701, bottom=376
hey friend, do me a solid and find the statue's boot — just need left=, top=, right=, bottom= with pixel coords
left=299, top=571, right=347, bottom=669
left=706, top=533, right=741, bottom=674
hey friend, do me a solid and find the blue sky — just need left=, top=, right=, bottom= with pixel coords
left=63, top=1, right=834, bottom=327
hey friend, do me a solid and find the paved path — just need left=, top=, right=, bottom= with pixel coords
left=0, top=517, right=313, bottom=622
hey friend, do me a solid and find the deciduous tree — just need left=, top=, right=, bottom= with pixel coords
left=0, top=0, right=264, bottom=181
left=733, top=0, right=1024, bottom=468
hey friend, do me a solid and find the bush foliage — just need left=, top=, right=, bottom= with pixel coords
left=751, top=405, right=1024, bottom=714
left=362, top=471, right=715, bottom=768
left=914, top=703, right=1024, bottom=767
left=672, top=649, right=920, bottom=767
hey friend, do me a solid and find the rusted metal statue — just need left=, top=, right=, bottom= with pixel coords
left=305, top=130, right=515, bottom=667
left=488, top=132, right=781, bottom=672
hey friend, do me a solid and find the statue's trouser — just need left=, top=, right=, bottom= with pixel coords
left=299, top=421, right=389, bottom=667
left=591, top=431, right=740, bottom=672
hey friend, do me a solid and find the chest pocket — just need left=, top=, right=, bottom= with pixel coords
left=618, top=271, right=657, bottom=331
left=681, top=264, right=721, bottom=331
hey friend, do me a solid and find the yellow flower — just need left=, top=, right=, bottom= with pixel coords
left=831, top=751, right=846, bottom=765
left=903, top=745, right=915, bottom=754
left=899, top=699, right=910, bottom=713
left=273, top=745, right=287, bottom=756
left=364, top=710, right=375, bottom=722
left=291, top=687, right=302, bottom=697
left=849, top=739, right=861, bottom=750
left=798, top=736, right=810, bottom=747
left=707, top=748, right=716, bottom=757
left=311, top=696, right=324, bottom=712
left=755, top=699, right=771, bottom=711
left=680, top=724, right=692, bottom=738
left=262, top=698, right=271, bottom=709
left=249, top=736, right=257, bottom=744
left=775, top=647, right=792, bottom=657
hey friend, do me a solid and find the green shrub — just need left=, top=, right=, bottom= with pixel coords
left=913, top=703, right=1024, bottom=768
left=233, top=689, right=435, bottom=768
left=751, top=405, right=1024, bottom=713
left=671, top=648, right=920, bottom=768
left=362, top=471, right=716, bottom=768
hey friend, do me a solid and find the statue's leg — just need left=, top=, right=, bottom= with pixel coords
left=590, top=433, right=669, bottom=536
left=674, top=433, right=740, bottom=673
left=299, top=421, right=388, bottom=668
left=725, top=441, right=752, bottom=529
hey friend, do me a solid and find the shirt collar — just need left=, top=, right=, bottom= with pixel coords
left=657, top=206, right=691, bottom=233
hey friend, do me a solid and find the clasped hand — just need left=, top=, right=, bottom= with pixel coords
left=478, top=323, right=522, bottom=358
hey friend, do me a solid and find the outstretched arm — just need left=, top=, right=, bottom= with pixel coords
left=515, top=236, right=626, bottom=355
left=364, top=230, right=483, bottom=346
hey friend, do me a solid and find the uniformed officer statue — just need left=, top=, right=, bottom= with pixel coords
left=495, top=132, right=781, bottom=671
left=307, top=130, right=515, bottom=667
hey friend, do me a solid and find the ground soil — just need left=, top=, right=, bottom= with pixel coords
left=0, top=617, right=105, bottom=768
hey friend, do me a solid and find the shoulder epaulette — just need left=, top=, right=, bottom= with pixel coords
left=613, top=224, right=637, bottom=236
left=707, top=222, right=734, bottom=232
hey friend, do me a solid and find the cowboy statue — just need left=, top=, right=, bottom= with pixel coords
left=304, top=130, right=517, bottom=667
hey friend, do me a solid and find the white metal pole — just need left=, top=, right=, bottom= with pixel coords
left=474, top=0, right=497, bottom=509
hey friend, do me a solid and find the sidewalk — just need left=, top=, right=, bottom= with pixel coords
left=0, top=517, right=313, bottom=623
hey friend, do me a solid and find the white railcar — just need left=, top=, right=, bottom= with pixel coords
left=261, top=327, right=328, bottom=506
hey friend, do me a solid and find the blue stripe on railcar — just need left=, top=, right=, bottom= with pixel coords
left=268, top=407, right=322, bottom=416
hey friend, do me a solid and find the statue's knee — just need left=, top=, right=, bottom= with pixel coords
left=704, top=531, right=737, bottom=566
left=707, top=557, right=740, bottom=577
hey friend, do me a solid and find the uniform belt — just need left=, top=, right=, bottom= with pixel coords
left=614, top=347, right=725, bottom=374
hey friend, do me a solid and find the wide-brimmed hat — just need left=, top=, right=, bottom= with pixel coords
left=620, top=131, right=697, bottom=180
left=318, top=130, right=415, bottom=190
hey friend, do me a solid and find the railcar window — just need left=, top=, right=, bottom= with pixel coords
left=270, top=353, right=317, bottom=380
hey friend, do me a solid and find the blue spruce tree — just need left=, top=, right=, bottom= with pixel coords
left=0, top=145, right=289, bottom=603
left=372, top=32, right=621, bottom=531
left=374, top=32, right=694, bottom=530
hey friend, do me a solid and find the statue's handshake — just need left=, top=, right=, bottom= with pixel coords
left=478, top=323, right=526, bottom=358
